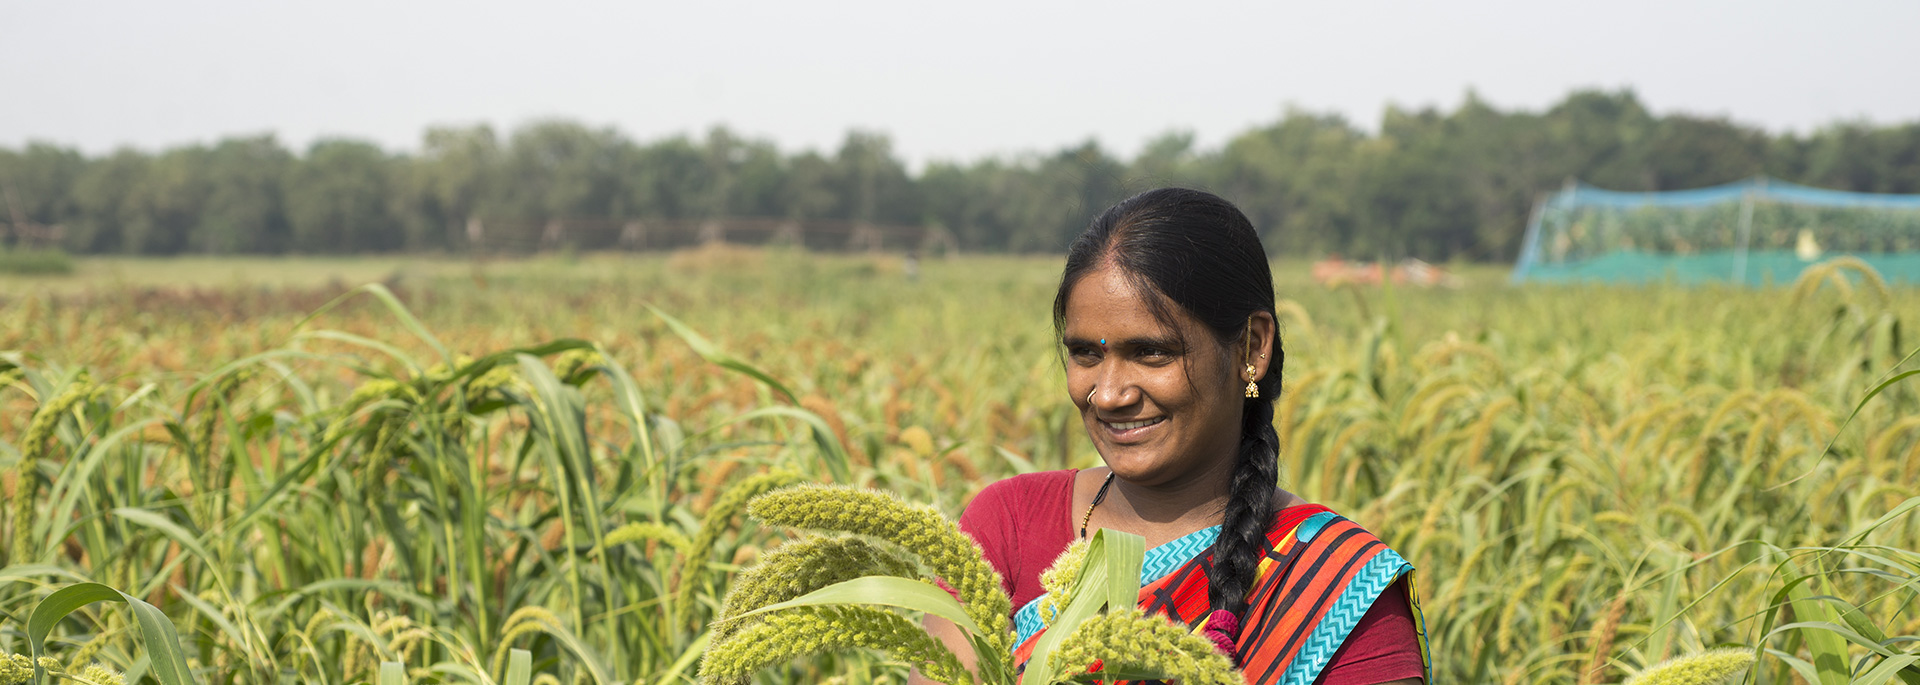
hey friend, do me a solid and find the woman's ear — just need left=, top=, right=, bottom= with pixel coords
left=1250, top=311, right=1278, bottom=382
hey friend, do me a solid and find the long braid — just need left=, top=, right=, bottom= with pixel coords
left=1207, top=331, right=1283, bottom=616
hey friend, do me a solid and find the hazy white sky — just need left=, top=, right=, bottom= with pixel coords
left=4, top=0, right=1917, bottom=166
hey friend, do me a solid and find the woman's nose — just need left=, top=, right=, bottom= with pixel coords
left=1090, top=365, right=1134, bottom=407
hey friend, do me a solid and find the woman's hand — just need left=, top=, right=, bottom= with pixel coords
left=908, top=614, right=978, bottom=685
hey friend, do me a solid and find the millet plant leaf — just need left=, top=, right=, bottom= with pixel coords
left=712, top=533, right=919, bottom=640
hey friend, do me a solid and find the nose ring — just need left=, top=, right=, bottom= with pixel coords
left=1086, top=386, right=1097, bottom=405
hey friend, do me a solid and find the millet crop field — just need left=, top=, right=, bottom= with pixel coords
left=1, top=247, right=1917, bottom=685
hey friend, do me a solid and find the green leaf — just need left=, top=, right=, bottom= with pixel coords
left=1781, top=367, right=1920, bottom=488
left=170, top=585, right=252, bottom=666
left=727, top=405, right=852, bottom=483
left=723, top=575, right=982, bottom=635
left=294, top=282, right=449, bottom=366
left=505, top=649, right=532, bottom=685
left=379, top=661, right=406, bottom=685
left=1765, top=647, right=1825, bottom=685
left=1857, top=656, right=1920, bottom=685
left=1101, top=530, right=1145, bottom=614
left=649, top=632, right=707, bottom=685
left=1023, top=528, right=1147, bottom=685
left=649, top=305, right=798, bottom=404
left=1786, top=581, right=1853, bottom=685
left=1760, top=603, right=1920, bottom=683
left=28, top=582, right=200, bottom=685
left=112, top=507, right=216, bottom=575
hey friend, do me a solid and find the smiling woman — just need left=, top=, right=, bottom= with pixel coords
left=917, top=188, right=1429, bottom=685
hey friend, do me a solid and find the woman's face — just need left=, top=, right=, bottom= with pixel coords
left=1062, top=265, right=1246, bottom=488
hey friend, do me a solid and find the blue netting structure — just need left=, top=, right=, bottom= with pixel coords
left=1512, top=177, right=1920, bottom=285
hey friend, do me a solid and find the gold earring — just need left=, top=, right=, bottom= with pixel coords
left=1244, top=318, right=1260, bottom=398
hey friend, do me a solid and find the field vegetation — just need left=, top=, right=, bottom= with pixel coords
left=0, top=249, right=1916, bottom=684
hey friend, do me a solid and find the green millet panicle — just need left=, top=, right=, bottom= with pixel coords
left=713, top=533, right=921, bottom=640
left=0, top=369, right=25, bottom=393
left=1036, top=538, right=1091, bottom=625
left=1623, top=649, right=1754, bottom=685
left=552, top=349, right=606, bottom=382
left=0, top=653, right=32, bottom=685
left=66, top=625, right=112, bottom=675
left=75, top=664, right=125, bottom=685
left=673, top=470, right=805, bottom=627
left=489, top=606, right=567, bottom=678
left=601, top=522, right=693, bottom=555
left=701, top=605, right=972, bottom=685
left=12, top=374, right=99, bottom=563
left=422, top=354, right=477, bottom=384
left=1048, top=610, right=1239, bottom=685
left=346, top=378, right=413, bottom=408
left=0, top=655, right=94, bottom=685
left=463, top=364, right=521, bottom=397
left=747, top=485, right=1013, bottom=655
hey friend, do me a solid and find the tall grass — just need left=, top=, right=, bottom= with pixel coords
left=0, top=252, right=1914, bottom=683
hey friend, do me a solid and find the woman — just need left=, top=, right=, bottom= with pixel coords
left=921, top=188, right=1427, bottom=685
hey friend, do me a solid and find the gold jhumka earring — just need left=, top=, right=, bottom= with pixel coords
left=1244, top=318, right=1260, bottom=398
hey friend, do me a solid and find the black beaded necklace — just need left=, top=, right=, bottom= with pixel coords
left=1076, top=472, right=1115, bottom=538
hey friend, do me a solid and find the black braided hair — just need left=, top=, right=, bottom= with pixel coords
left=1052, top=187, right=1283, bottom=616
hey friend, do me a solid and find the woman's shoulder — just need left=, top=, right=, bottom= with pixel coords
left=965, top=469, right=1078, bottom=511
left=1270, top=503, right=1394, bottom=552
left=1262, top=504, right=1417, bottom=617
left=958, top=469, right=1077, bottom=542
left=1242, top=505, right=1427, bottom=683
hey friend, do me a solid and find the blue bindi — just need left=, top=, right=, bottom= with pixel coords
left=1099, top=339, right=1106, bottom=345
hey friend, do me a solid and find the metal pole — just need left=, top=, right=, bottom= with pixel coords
left=1733, top=185, right=1756, bottom=285
left=1511, top=192, right=1550, bottom=284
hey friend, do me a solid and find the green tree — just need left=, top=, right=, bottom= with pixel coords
left=1542, top=89, right=1658, bottom=190
left=411, top=124, right=503, bottom=250
left=286, top=139, right=402, bottom=252
left=192, top=135, right=292, bottom=253
left=0, top=142, right=85, bottom=247
left=1642, top=115, right=1768, bottom=190
left=831, top=131, right=919, bottom=226
left=121, top=146, right=210, bottom=255
left=1129, top=130, right=1201, bottom=186
left=68, top=149, right=153, bottom=253
left=503, top=120, right=625, bottom=219
left=1213, top=111, right=1368, bottom=257
left=616, top=135, right=708, bottom=220
left=1799, top=122, right=1920, bottom=193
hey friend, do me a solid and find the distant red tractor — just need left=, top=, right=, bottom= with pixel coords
left=1311, top=257, right=1461, bottom=288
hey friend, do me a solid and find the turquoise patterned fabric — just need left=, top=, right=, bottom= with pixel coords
left=1012, top=526, right=1222, bottom=645
left=1142, top=525, right=1220, bottom=585
left=1275, top=548, right=1414, bottom=685
left=1294, top=511, right=1337, bottom=543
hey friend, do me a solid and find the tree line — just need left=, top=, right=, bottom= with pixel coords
left=3, top=89, right=1917, bottom=261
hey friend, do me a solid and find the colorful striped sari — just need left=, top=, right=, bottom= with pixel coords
left=1010, top=505, right=1430, bottom=684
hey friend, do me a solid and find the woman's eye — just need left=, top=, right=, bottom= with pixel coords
left=1134, top=347, right=1180, bottom=364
